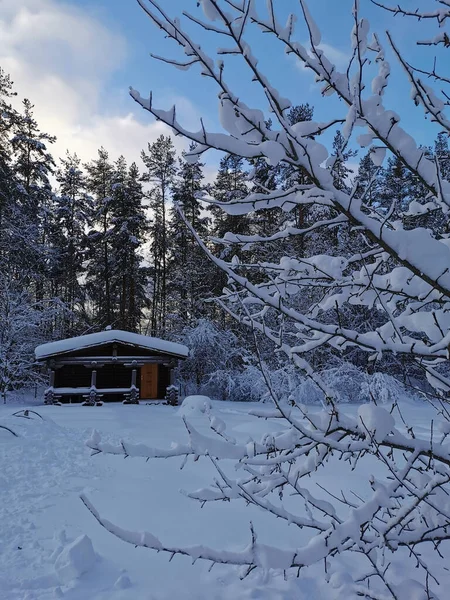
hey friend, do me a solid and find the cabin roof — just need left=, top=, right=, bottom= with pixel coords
left=35, top=330, right=189, bottom=360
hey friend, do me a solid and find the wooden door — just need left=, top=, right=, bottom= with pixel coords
left=140, top=364, right=159, bottom=399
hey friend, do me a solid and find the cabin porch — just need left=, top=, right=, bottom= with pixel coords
left=46, top=363, right=174, bottom=404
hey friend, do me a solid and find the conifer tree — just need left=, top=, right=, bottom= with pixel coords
left=245, top=119, right=283, bottom=264
left=354, top=151, right=383, bottom=207
left=0, top=69, right=21, bottom=276
left=11, top=99, right=56, bottom=296
left=380, top=155, right=410, bottom=216
left=209, top=154, right=249, bottom=307
left=141, top=135, right=176, bottom=335
left=51, top=152, right=91, bottom=334
left=168, top=148, right=211, bottom=328
left=329, top=130, right=357, bottom=192
left=435, top=132, right=450, bottom=181
left=85, top=148, right=114, bottom=327
left=210, top=154, right=249, bottom=244
left=110, top=158, right=149, bottom=332
left=279, top=104, right=315, bottom=256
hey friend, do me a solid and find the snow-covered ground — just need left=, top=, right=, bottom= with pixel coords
left=0, top=397, right=443, bottom=599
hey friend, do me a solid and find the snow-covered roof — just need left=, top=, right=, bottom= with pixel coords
left=35, top=330, right=189, bottom=360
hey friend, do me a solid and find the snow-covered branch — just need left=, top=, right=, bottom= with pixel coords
left=85, top=399, right=450, bottom=596
left=82, top=1, right=450, bottom=596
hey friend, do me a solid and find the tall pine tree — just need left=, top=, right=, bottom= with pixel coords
left=85, top=148, right=114, bottom=327
left=168, top=148, right=211, bottom=329
left=109, top=158, right=149, bottom=332
left=11, top=99, right=56, bottom=297
left=51, top=152, right=91, bottom=334
left=141, top=135, right=176, bottom=335
left=0, top=69, right=22, bottom=277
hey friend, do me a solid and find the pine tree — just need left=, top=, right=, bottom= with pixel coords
left=281, top=104, right=314, bottom=192
left=209, top=154, right=249, bottom=309
left=0, top=69, right=21, bottom=276
left=246, top=119, right=283, bottom=264
left=279, top=104, right=315, bottom=256
left=168, top=149, right=211, bottom=329
left=141, top=135, right=176, bottom=335
left=85, top=148, right=114, bottom=327
left=109, top=158, right=149, bottom=332
left=51, top=152, right=91, bottom=334
left=11, top=99, right=56, bottom=296
left=380, top=156, right=410, bottom=216
left=435, top=132, right=450, bottom=181
left=210, top=154, right=249, bottom=243
left=354, top=151, right=382, bottom=207
left=329, top=130, right=357, bottom=192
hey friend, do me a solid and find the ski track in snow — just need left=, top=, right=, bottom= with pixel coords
left=0, top=398, right=443, bottom=599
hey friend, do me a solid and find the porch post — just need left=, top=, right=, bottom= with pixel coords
left=44, top=369, right=56, bottom=405
left=124, top=367, right=139, bottom=404
left=90, top=369, right=97, bottom=388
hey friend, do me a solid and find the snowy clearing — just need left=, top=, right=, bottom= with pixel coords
left=0, top=397, right=447, bottom=599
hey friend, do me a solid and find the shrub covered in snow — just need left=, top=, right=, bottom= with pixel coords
left=307, top=365, right=411, bottom=405
left=176, top=320, right=244, bottom=389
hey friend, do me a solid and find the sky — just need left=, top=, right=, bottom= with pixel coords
left=0, top=0, right=444, bottom=173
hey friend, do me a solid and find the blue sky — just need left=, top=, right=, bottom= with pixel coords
left=1, top=0, right=444, bottom=173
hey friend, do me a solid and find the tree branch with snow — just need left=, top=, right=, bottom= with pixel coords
left=83, top=1, right=450, bottom=596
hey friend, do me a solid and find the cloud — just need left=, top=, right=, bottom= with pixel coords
left=0, top=0, right=193, bottom=167
left=316, top=43, right=350, bottom=70
left=292, top=41, right=350, bottom=73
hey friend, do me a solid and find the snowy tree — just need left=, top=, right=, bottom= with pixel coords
left=84, top=148, right=114, bottom=327
left=354, top=150, right=383, bottom=207
left=329, top=130, right=357, bottom=193
left=51, top=152, right=91, bottom=334
left=379, top=155, right=410, bottom=215
left=210, top=154, right=249, bottom=246
left=168, top=148, right=212, bottom=328
left=11, top=99, right=56, bottom=297
left=0, top=69, right=22, bottom=277
left=0, top=274, right=57, bottom=403
left=208, top=154, right=250, bottom=310
left=109, top=158, right=149, bottom=332
left=435, top=132, right=450, bottom=182
left=175, top=318, right=244, bottom=394
left=141, top=135, right=176, bottom=335
left=84, top=1, right=450, bottom=597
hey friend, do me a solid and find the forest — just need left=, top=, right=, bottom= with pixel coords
left=1, top=65, right=449, bottom=405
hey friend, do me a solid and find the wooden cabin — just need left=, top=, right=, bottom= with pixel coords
left=35, top=330, right=189, bottom=404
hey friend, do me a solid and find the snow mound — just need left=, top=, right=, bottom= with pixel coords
left=177, top=395, right=212, bottom=417
left=358, top=404, right=395, bottom=442
left=54, top=534, right=96, bottom=584
left=114, top=573, right=132, bottom=589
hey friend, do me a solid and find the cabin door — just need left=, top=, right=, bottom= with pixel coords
left=140, top=364, right=159, bottom=399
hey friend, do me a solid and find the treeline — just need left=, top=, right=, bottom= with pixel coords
left=1, top=67, right=449, bottom=400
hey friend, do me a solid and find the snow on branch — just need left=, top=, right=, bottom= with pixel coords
left=81, top=1, right=450, bottom=595
left=370, top=1, right=450, bottom=26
